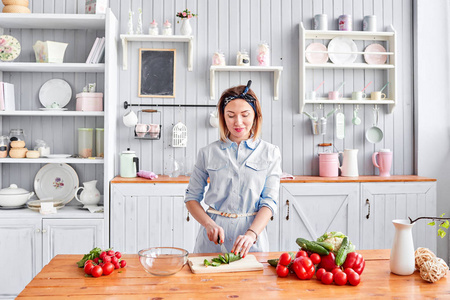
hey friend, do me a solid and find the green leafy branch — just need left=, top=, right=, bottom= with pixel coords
left=409, top=213, right=450, bottom=238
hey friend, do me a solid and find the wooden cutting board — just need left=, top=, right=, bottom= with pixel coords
left=188, top=255, right=264, bottom=274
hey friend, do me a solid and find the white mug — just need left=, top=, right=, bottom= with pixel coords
left=123, top=110, right=138, bottom=127
left=371, top=91, right=386, bottom=100
left=307, top=91, right=317, bottom=100
left=352, top=91, right=366, bottom=100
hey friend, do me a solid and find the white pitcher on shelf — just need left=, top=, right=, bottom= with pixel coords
left=74, top=180, right=101, bottom=206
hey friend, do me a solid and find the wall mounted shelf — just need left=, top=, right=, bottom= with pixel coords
left=120, top=34, right=194, bottom=71
left=0, top=158, right=104, bottom=164
left=209, top=65, right=283, bottom=100
left=0, top=63, right=104, bottom=73
left=299, top=22, right=397, bottom=113
left=0, top=111, right=104, bottom=117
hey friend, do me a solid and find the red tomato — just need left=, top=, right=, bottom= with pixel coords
left=103, top=255, right=112, bottom=263
left=292, top=256, right=315, bottom=280
left=344, top=268, right=356, bottom=276
left=276, top=264, right=289, bottom=277
left=99, top=251, right=107, bottom=260
left=84, top=262, right=95, bottom=275
left=91, top=265, right=103, bottom=277
left=347, top=271, right=361, bottom=286
left=278, top=253, right=292, bottom=266
left=111, top=256, right=118, bottom=264
left=120, top=260, right=127, bottom=268
left=114, top=263, right=120, bottom=269
left=331, top=267, right=342, bottom=276
left=102, top=262, right=115, bottom=276
left=115, top=251, right=122, bottom=259
left=334, top=271, right=348, bottom=286
left=84, top=260, right=94, bottom=266
left=321, top=272, right=334, bottom=285
left=310, top=253, right=321, bottom=265
left=107, top=250, right=115, bottom=257
left=315, top=268, right=326, bottom=281
left=295, top=250, right=308, bottom=258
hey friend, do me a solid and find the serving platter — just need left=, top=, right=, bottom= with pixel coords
left=34, top=163, right=79, bottom=204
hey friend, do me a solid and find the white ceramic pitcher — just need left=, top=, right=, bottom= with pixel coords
left=74, top=180, right=101, bottom=206
left=390, top=219, right=415, bottom=275
left=339, top=149, right=359, bottom=177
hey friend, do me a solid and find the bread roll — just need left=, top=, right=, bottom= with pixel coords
left=26, top=150, right=39, bottom=158
left=2, top=5, right=31, bottom=13
left=2, top=0, right=29, bottom=6
left=10, top=140, right=25, bottom=148
left=9, top=147, right=27, bottom=158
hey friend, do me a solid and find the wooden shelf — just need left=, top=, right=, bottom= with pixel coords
left=0, top=13, right=106, bottom=30
left=209, top=65, right=283, bottom=100
left=0, top=111, right=104, bottom=117
left=0, top=158, right=104, bottom=164
left=120, top=34, right=194, bottom=71
left=305, top=29, right=394, bottom=41
left=0, top=63, right=104, bottom=73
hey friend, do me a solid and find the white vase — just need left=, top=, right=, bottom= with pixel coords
left=180, top=19, right=192, bottom=36
left=390, top=219, right=415, bottom=275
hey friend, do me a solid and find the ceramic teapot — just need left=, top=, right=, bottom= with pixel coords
left=74, top=180, right=101, bottom=206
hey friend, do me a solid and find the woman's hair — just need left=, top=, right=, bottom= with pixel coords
left=217, top=84, right=262, bottom=142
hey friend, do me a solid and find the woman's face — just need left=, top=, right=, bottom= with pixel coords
left=223, top=99, right=255, bottom=144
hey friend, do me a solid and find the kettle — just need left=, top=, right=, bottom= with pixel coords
left=120, top=148, right=139, bottom=178
left=339, top=149, right=359, bottom=177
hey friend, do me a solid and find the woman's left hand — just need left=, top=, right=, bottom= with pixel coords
left=231, top=232, right=256, bottom=258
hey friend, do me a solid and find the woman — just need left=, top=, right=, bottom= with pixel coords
left=184, top=80, right=281, bottom=258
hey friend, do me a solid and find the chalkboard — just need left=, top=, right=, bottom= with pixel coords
left=138, top=48, right=176, bottom=98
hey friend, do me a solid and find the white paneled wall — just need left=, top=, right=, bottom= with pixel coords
left=2, top=0, right=414, bottom=184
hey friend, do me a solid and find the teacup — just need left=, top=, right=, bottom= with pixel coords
left=352, top=91, right=366, bottom=100
left=328, top=91, right=342, bottom=100
left=149, top=124, right=160, bottom=138
left=135, top=123, right=151, bottom=133
left=371, top=91, right=386, bottom=100
left=306, top=91, right=317, bottom=100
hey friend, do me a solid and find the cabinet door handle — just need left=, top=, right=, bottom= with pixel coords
left=270, top=216, right=274, bottom=221
left=35, top=229, right=40, bottom=233
left=186, top=211, right=190, bottom=222
left=42, top=229, right=47, bottom=233
left=366, top=199, right=371, bottom=219
left=286, top=200, right=290, bottom=221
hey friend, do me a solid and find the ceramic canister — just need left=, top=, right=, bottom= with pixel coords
left=313, top=14, right=328, bottom=30
left=338, top=15, right=352, bottom=31
left=363, top=15, right=377, bottom=32
left=319, top=153, right=339, bottom=177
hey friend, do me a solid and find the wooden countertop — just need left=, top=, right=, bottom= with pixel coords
left=18, top=250, right=450, bottom=299
left=111, top=175, right=436, bottom=184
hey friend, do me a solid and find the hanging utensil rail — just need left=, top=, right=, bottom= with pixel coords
left=124, top=101, right=216, bottom=109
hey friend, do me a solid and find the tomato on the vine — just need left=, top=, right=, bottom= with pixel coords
left=295, top=250, right=308, bottom=258
left=331, top=267, right=342, bottom=276
left=84, top=262, right=95, bottom=275
left=107, top=250, right=115, bottom=257
left=102, top=262, right=115, bottom=276
left=276, top=264, right=289, bottom=277
left=334, top=271, right=348, bottom=286
left=347, top=270, right=360, bottom=286
left=315, top=268, right=326, bottom=281
left=120, top=260, right=127, bottom=268
left=115, top=251, right=122, bottom=259
left=99, top=251, right=107, bottom=260
left=91, top=265, right=103, bottom=277
left=321, top=272, right=334, bottom=285
left=309, top=253, right=321, bottom=265
left=278, top=253, right=292, bottom=266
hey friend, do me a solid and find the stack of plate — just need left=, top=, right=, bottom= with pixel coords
left=27, top=199, right=65, bottom=211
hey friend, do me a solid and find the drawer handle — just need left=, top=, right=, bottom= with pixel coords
left=286, top=200, right=290, bottom=221
left=270, top=216, right=274, bottom=221
left=186, top=211, right=190, bottom=222
left=366, top=199, right=371, bottom=219
left=35, top=229, right=40, bottom=233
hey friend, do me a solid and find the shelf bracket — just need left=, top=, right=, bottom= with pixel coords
left=121, top=36, right=129, bottom=70
left=274, top=69, right=281, bottom=100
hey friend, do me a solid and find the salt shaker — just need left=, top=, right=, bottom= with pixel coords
left=257, top=42, right=270, bottom=66
left=149, top=20, right=159, bottom=35
left=162, top=20, right=173, bottom=36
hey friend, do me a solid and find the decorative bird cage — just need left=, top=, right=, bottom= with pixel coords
left=172, top=122, right=187, bottom=147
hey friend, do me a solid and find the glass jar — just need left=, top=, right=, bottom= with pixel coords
left=95, top=128, right=104, bottom=157
left=212, top=50, right=226, bottom=66
left=162, top=20, right=173, bottom=36
left=149, top=20, right=159, bottom=35
left=8, top=129, right=25, bottom=142
left=257, top=42, right=270, bottom=66
left=78, top=128, right=94, bottom=158
left=0, top=136, right=8, bottom=158
left=236, top=50, right=250, bottom=66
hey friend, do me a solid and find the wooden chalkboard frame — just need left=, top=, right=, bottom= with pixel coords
left=138, top=48, right=176, bottom=98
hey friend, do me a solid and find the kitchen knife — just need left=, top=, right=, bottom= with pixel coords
left=218, top=236, right=228, bottom=253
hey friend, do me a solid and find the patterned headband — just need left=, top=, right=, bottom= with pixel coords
left=222, top=80, right=257, bottom=113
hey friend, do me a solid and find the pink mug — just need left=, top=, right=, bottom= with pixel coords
left=135, top=123, right=150, bottom=133
left=372, top=149, right=393, bottom=177
left=328, top=91, right=342, bottom=100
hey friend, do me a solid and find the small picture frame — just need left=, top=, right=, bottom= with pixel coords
left=138, top=48, right=176, bottom=98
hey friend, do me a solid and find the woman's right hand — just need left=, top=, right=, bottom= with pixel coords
left=205, top=223, right=225, bottom=244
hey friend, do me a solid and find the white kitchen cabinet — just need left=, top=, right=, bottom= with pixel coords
left=360, top=182, right=437, bottom=253
left=299, top=22, right=397, bottom=113
left=279, top=183, right=360, bottom=252
left=110, top=183, right=200, bottom=254
left=0, top=216, right=103, bottom=299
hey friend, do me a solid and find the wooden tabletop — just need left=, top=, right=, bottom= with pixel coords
left=111, top=175, right=436, bottom=184
left=18, top=249, right=450, bottom=299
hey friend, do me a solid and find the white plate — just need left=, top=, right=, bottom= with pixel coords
left=328, top=37, right=358, bottom=65
left=39, top=108, right=68, bottom=111
left=39, top=79, right=72, bottom=109
left=34, top=163, right=79, bottom=205
left=305, top=43, right=328, bottom=64
left=0, top=204, right=26, bottom=210
left=364, top=43, right=387, bottom=65
left=27, top=199, right=64, bottom=207
left=43, top=154, right=72, bottom=159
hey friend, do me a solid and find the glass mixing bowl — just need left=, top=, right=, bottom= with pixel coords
left=138, top=247, right=189, bottom=276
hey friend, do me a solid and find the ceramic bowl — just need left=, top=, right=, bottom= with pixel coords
left=138, top=247, right=188, bottom=276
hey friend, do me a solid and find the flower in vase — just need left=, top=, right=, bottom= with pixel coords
left=176, top=9, right=197, bottom=23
